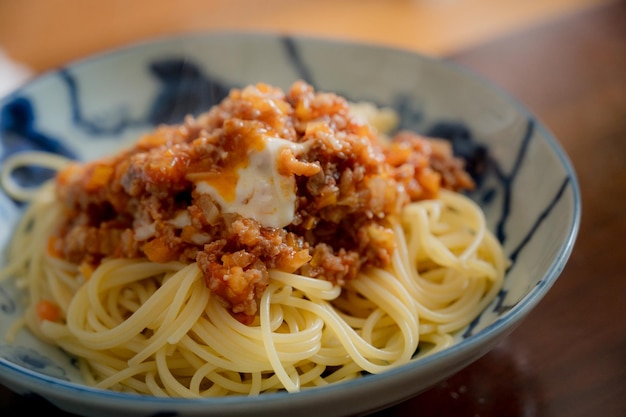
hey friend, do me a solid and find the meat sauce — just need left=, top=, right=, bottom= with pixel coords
left=52, top=81, right=474, bottom=322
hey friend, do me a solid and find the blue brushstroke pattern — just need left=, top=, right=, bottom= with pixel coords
left=426, top=122, right=489, bottom=186
left=392, top=94, right=425, bottom=132
left=0, top=345, right=68, bottom=380
left=507, top=176, right=571, bottom=265
left=491, top=119, right=535, bottom=245
left=0, top=97, right=75, bottom=157
left=274, top=37, right=570, bottom=337
left=60, top=68, right=144, bottom=135
left=0, top=286, right=16, bottom=314
left=2, top=45, right=574, bottom=342
left=60, top=58, right=234, bottom=135
left=0, top=97, right=77, bottom=197
left=461, top=118, right=573, bottom=334
left=281, top=36, right=316, bottom=86
left=280, top=36, right=427, bottom=128
left=147, top=58, right=232, bottom=125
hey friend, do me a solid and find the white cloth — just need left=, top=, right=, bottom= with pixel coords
left=0, top=49, right=32, bottom=98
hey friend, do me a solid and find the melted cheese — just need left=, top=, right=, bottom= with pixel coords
left=134, top=222, right=156, bottom=241
left=168, top=210, right=192, bottom=228
left=195, top=137, right=306, bottom=229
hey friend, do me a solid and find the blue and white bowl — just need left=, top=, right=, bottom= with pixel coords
left=0, top=32, right=580, bottom=417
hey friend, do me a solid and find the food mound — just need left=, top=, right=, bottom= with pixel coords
left=52, top=81, right=473, bottom=322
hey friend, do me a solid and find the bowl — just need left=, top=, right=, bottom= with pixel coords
left=0, top=32, right=580, bottom=417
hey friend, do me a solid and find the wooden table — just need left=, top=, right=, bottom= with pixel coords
left=1, top=1, right=625, bottom=416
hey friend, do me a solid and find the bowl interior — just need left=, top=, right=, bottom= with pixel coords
left=0, top=32, right=580, bottom=417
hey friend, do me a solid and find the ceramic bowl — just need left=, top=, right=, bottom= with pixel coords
left=0, top=32, right=580, bottom=417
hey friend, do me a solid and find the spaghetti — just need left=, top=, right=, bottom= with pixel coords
left=0, top=81, right=506, bottom=397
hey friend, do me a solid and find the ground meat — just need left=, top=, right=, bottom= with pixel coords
left=51, top=81, right=474, bottom=322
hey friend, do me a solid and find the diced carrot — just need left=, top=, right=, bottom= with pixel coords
left=36, top=299, right=61, bottom=322
left=180, top=225, right=198, bottom=243
left=418, top=168, right=441, bottom=197
left=142, top=237, right=177, bottom=263
left=78, top=261, right=95, bottom=280
left=47, top=236, right=62, bottom=258
left=137, top=132, right=168, bottom=148
left=385, top=144, right=412, bottom=166
left=85, top=165, right=113, bottom=191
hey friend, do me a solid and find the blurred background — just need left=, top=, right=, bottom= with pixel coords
left=0, top=0, right=614, bottom=74
left=1, top=1, right=625, bottom=416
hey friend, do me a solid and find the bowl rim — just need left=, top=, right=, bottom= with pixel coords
left=0, top=30, right=582, bottom=411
